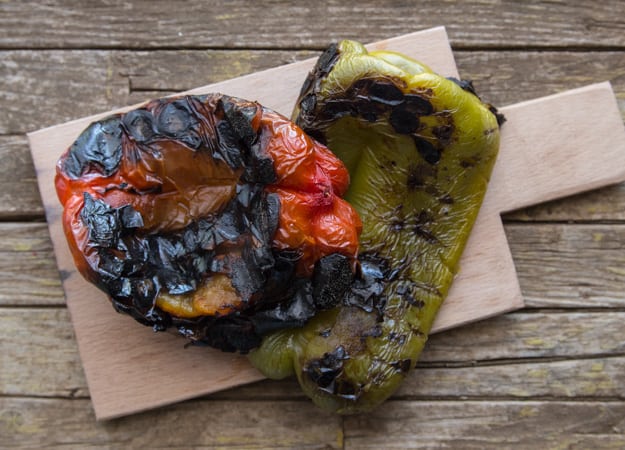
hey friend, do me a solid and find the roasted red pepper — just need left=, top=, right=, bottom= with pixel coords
left=55, top=93, right=361, bottom=352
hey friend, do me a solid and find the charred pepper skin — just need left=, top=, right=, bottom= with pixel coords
left=249, top=41, right=503, bottom=412
left=55, top=93, right=361, bottom=353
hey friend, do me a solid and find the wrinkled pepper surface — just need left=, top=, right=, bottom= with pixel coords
left=249, top=40, right=503, bottom=413
left=55, top=93, right=362, bottom=352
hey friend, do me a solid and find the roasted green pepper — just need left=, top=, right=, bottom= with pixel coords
left=249, top=40, right=503, bottom=413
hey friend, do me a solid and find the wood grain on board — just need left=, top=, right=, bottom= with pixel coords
left=27, top=27, right=625, bottom=420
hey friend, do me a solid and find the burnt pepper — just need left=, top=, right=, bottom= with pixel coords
left=55, top=93, right=362, bottom=352
left=248, top=40, right=503, bottom=413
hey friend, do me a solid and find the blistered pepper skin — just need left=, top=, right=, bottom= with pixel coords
left=249, top=41, right=503, bottom=412
left=55, top=93, right=361, bottom=352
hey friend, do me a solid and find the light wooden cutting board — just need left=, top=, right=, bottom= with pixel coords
left=28, top=27, right=625, bottom=420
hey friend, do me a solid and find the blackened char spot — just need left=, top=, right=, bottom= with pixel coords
left=250, top=279, right=315, bottom=335
left=244, top=142, right=277, bottom=184
left=201, top=316, right=262, bottom=353
left=122, top=109, right=156, bottom=143
left=369, top=82, right=404, bottom=106
left=390, top=359, right=412, bottom=373
left=113, top=276, right=159, bottom=312
left=403, top=94, right=434, bottom=116
left=213, top=203, right=242, bottom=244
left=396, top=284, right=426, bottom=308
left=390, top=105, right=420, bottom=134
left=229, top=253, right=267, bottom=303
left=157, top=101, right=191, bottom=135
left=220, top=97, right=258, bottom=148
left=63, top=116, right=122, bottom=179
left=216, top=120, right=245, bottom=169
left=413, top=137, right=441, bottom=164
left=305, top=346, right=346, bottom=388
left=245, top=189, right=280, bottom=246
left=155, top=99, right=202, bottom=149
left=390, top=218, right=404, bottom=232
left=112, top=297, right=171, bottom=331
left=344, top=256, right=387, bottom=315
left=355, top=99, right=378, bottom=122
left=316, top=43, right=340, bottom=75
left=300, top=93, right=317, bottom=116
left=489, top=105, right=507, bottom=126
left=80, top=192, right=136, bottom=249
left=304, top=345, right=361, bottom=400
left=350, top=78, right=374, bottom=94
left=119, top=204, right=144, bottom=229
left=322, top=100, right=353, bottom=119
left=312, top=253, right=353, bottom=310
left=260, top=250, right=300, bottom=302
left=460, top=155, right=481, bottom=169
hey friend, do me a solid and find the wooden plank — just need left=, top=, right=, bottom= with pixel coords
left=2, top=0, right=625, bottom=49
left=0, top=223, right=63, bottom=305
left=0, top=135, right=43, bottom=219
left=0, top=398, right=343, bottom=449
left=423, top=310, right=625, bottom=362
left=0, top=49, right=313, bottom=134
left=0, top=50, right=129, bottom=134
left=3, top=397, right=624, bottom=449
left=506, top=224, right=625, bottom=308
left=397, top=357, right=625, bottom=399
left=5, top=306, right=625, bottom=399
left=0, top=307, right=88, bottom=398
left=4, top=49, right=625, bottom=136
left=343, top=401, right=625, bottom=449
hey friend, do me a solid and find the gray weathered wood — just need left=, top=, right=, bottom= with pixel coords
left=0, top=397, right=343, bottom=449
left=2, top=1, right=625, bottom=49
left=506, top=224, right=625, bottom=308
left=0, top=49, right=314, bottom=134
left=422, top=311, right=625, bottom=362
left=0, top=307, right=87, bottom=398
left=3, top=49, right=624, bottom=134
left=344, top=401, right=625, bottom=449
left=0, top=135, right=43, bottom=218
left=0, top=223, right=63, bottom=305
left=398, top=356, right=625, bottom=399
left=4, top=307, right=625, bottom=398
left=3, top=397, right=624, bottom=449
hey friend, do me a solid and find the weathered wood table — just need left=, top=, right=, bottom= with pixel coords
left=2, top=2, right=625, bottom=448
